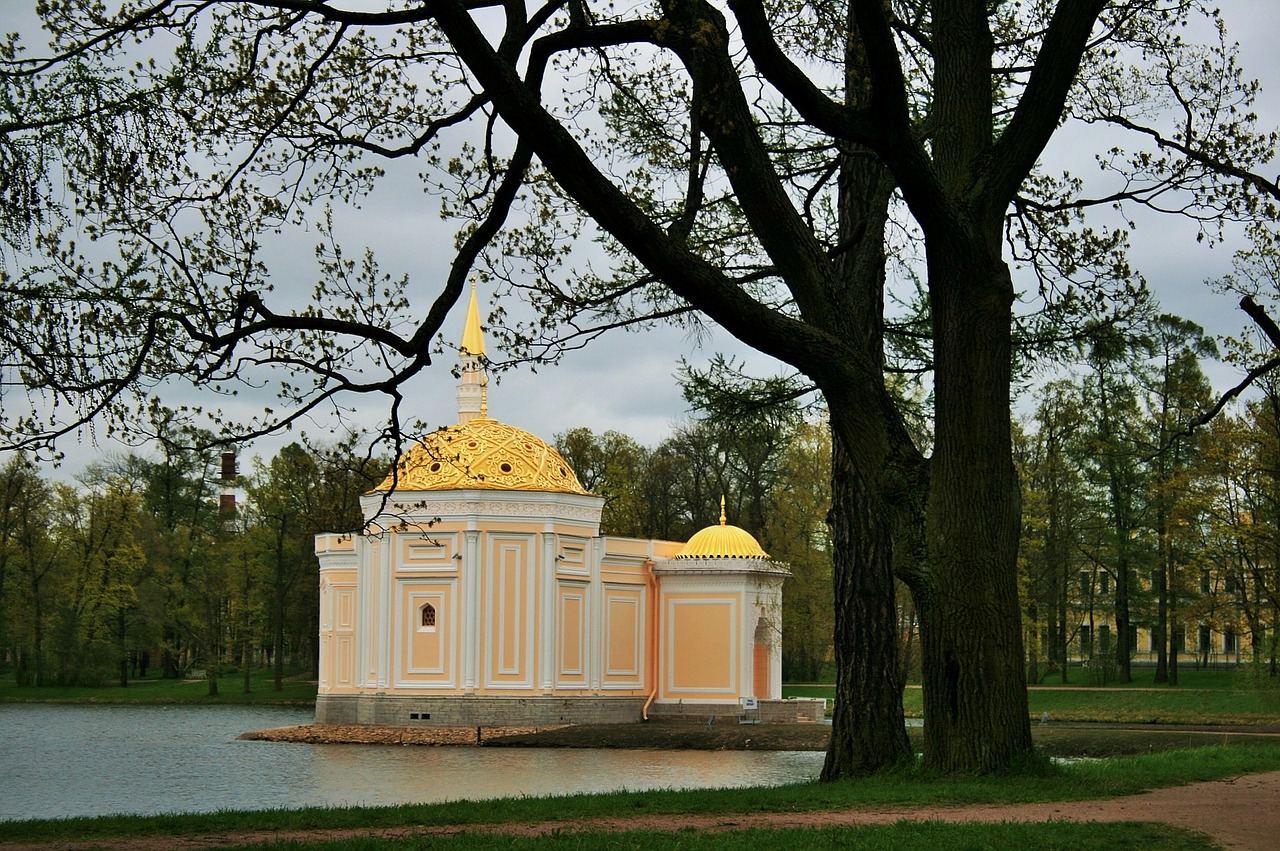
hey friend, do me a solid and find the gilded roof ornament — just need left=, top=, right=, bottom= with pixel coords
left=674, top=499, right=770, bottom=560
left=375, top=418, right=590, bottom=495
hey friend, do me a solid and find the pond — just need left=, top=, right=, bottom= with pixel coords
left=0, top=704, right=824, bottom=822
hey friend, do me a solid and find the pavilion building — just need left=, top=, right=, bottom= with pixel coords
left=314, top=284, right=822, bottom=726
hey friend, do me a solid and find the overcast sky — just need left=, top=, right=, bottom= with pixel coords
left=7, top=2, right=1280, bottom=479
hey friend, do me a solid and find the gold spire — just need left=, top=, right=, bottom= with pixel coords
left=719, top=495, right=727, bottom=525
left=460, top=278, right=486, bottom=358
left=457, top=278, right=488, bottom=424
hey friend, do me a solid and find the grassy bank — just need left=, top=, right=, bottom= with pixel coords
left=494, top=720, right=1280, bottom=757
left=785, top=667, right=1280, bottom=726
left=241, top=822, right=1215, bottom=850
left=0, top=670, right=317, bottom=705
left=2, top=743, right=1274, bottom=846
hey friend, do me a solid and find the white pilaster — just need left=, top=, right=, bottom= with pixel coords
left=357, top=536, right=375, bottom=688
left=376, top=536, right=392, bottom=689
left=589, top=536, right=604, bottom=692
left=462, top=529, right=481, bottom=691
left=540, top=527, right=556, bottom=692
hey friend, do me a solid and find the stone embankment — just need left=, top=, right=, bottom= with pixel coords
left=239, top=723, right=566, bottom=746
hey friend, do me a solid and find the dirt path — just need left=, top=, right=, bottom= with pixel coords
left=7, top=770, right=1279, bottom=851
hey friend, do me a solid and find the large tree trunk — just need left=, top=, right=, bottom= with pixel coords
left=918, top=255, right=1033, bottom=773
left=822, top=436, right=912, bottom=778
left=818, top=79, right=915, bottom=777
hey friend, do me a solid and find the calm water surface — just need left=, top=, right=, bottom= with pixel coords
left=0, top=704, right=823, bottom=822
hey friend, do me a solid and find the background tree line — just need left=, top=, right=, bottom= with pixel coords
left=0, top=439, right=377, bottom=695
left=1020, top=319, right=1280, bottom=685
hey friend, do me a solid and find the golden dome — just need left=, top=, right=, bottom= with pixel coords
left=376, top=418, right=589, bottom=494
left=674, top=503, right=769, bottom=560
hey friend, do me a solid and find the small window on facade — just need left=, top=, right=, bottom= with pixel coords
left=1100, top=573, right=1110, bottom=594
left=420, top=603, right=437, bottom=631
left=1225, top=575, right=1237, bottom=594
left=1079, top=572, right=1090, bottom=598
left=1224, top=628, right=1237, bottom=654
left=1200, top=571, right=1211, bottom=594
left=1199, top=625, right=1211, bottom=654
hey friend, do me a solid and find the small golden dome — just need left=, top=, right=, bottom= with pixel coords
left=674, top=501, right=769, bottom=560
left=376, top=418, right=589, bottom=495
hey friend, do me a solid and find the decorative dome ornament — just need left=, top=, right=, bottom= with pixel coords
left=376, top=418, right=590, bottom=494
left=674, top=497, right=770, bottom=560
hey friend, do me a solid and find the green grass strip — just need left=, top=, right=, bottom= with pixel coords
left=242, top=821, right=1218, bottom=851
left=2, top=744, right=1276, bottom=845
left=0, top=671, right=317, bottom=705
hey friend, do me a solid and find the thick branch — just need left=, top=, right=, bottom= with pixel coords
left=430, top=0, right=862, bottom=387
left=1184, top=296, right=1280, bottom=435
left=981, top=1, right=1107, bottom=211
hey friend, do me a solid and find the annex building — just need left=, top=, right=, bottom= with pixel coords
left=314, top=285, right=823, bottom=727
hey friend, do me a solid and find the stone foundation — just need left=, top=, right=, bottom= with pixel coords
left=315, top=694, right=827, bottom=726
left=646, top=698, right=826, bottom=724
left=316, top=694, right=648, bottom=726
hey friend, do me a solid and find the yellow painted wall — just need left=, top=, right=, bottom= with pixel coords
left=317, top=565, right=357, bottom=693
left=398, top=531, right=458, bottom=569
left=665, top=595, right=738, bottom=698
left=400, top=583, right=454, bottom=685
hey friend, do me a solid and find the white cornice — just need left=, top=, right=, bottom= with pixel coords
left=654, top=557, right=790, bottom=577
left=361, top=488, right=603, bottom=527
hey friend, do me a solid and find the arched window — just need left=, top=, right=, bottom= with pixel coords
left=420, top=603, right=437, bottom=631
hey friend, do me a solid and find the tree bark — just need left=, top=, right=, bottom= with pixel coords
left=918, top=253, right=1033, bottom=773
left=818, top=110, right=915, bottom=777
left=822, top=436, right=912, bottom=777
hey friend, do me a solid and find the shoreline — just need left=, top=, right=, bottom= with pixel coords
left=239, top=723, right=569, bottom=746
left=239, top=721, right=833, bottom=750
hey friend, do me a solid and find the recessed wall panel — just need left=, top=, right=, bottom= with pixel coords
left=603, top=585, right=645, bottom=688
left=485, top=535, right=534, bottom=688
left=667, top=598, right=736, bottom=695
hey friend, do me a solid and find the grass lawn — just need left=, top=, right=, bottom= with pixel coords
left=0, top=669, right=317, bottom=705
left=784, top=666, right=1280, bottom=726
left=239, top=822, right=1217, bottom=850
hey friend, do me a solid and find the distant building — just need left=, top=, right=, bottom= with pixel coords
left=1055, top=568, right=1250, bottom=671
left=314, top=284, right=822, bottom=726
